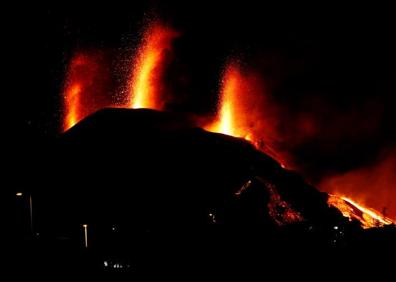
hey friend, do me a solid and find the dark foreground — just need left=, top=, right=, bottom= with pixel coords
left=6, top=109, right=396, bottom=277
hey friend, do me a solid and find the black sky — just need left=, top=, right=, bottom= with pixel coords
left=7, top=1, right=396, bottom=179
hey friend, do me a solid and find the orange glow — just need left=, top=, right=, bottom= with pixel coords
left=208, top=68, right=239, bottom=136
left=237, top=177, right=304, bottom=225
left=63, top=52, right=112, bottom=132
left=63, top=54, right=88, bottom=131
left=64, top=83, right=82, bottom=131
left=320, top=153, right=396, bottom=222
left=128, top=22, right=178, bottom=109
left=266, top=182, right=304, bottom=226
left=328, top=194, right=393, bottom=229
left=206, top=65, right=247, bottom=137
left=205, top=62, right=290, bottom=168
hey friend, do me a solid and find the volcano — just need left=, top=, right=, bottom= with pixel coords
left=16, top=108, right=396, bottom=275
left=53, top=108, right=343, bottom=229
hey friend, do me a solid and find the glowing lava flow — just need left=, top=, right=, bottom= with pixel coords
left=128, top=22, right=178, bottom=110
left=328, top=194, right=393, bottom=229
left=236, top=177, right=304, bottom=225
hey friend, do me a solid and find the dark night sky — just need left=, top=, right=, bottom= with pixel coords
left=7, top=2, right=396, bottom=180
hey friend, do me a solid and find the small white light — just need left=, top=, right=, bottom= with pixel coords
left=334, top=226, right=338, bottom=230
left=16, top=192, right=23, bottom=197
left=208, top=212, right=217, bottom=223
left=104, top=261, right=108, bottom=267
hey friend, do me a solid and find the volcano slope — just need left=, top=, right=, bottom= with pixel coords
left=21, top=108, right=395, bottom=274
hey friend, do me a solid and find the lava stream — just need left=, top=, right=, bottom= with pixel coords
left=328, top=194, right=393, bottom=229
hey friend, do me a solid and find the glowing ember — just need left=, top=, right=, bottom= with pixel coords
left=236, top=177, right=304, bottom=226
left=63, top=52, right=111, bottom=132
left=328, top=194, right=393, bottom=229
left=128, top=22, right=178, bottom=110
left=259, top=177, right=304, bottom=226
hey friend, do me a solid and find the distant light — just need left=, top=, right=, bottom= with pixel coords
left=208, top=212, right=217, bottom=223
left=16, top=192, right=23, bottom=197
left=334, top=226, right=338, bottom=230
left=104, top=261, right=108, bottom=267
left=82, top=224, right=88, bottom=248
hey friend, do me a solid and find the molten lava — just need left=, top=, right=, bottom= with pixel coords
left=63, top=55, right=87, bottom=131
left=128, top=22, right=178, bottom=110
left=206, top=64, right=248, bottom=138
left=236, top=177, right=304, bottom=225
left=206, top=62, right=289, bottom=168
left=265, top=181, right=304, bottom=226
left=208, top=67, right=238, bottom=136
left=320, top=152, right=396, bottom=222
left=64, top=83, right=82, bottom=131
left=328, top=194, right=393, bottom=229
left=63, top=52, right=111, bottom=132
